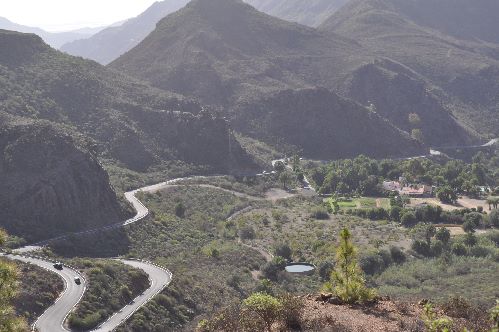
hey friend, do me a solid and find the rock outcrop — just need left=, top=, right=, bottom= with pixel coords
left=0, top=117, right=129, bottom=242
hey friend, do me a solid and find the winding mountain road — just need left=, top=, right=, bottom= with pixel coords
left=6, top=169, right=305, bottom=331
left=93, top=260, right=172, bottom=332
left=6, top=255, right=85, bottom=332
left=7, top=179, right=179, bottom=331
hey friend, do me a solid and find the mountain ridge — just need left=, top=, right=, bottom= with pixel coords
left=0, top=28, right=256, bottom=241
left=110, top=0, right=472, bottom=152
left=0, top=16, right=102, bottom=49
left=319, top=0, right=499, bottom=138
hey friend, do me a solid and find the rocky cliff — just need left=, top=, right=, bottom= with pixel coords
left=0, top=116, right=129, bottom=242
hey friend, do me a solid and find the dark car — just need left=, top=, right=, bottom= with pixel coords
left=53, top=262, right=63, bottom=270
left=74, top=277, right=81, bottom=285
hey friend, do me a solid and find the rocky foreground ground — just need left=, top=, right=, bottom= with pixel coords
left=297, top=294, right=490, bottom=332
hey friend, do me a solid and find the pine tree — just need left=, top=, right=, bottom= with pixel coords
left=323, top=228, right=376, bottom=304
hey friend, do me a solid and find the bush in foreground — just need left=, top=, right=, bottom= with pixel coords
left=197, top=293, right=304, bottom=332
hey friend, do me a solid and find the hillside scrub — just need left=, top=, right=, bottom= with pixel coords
left=0, top=230, right=28, bottom=331
left=67, top=259, right=150, bottom=331
left=115, top=186, right=265, bottom=331
left=14, top=262, right=64, bottom=324
left=197, top=293, right=303, bottom=332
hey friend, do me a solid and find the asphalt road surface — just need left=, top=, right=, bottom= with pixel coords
left=6, top=255, right=85, bottom=332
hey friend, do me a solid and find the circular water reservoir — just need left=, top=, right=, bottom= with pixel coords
left=285, top=263, right=315, bottom=274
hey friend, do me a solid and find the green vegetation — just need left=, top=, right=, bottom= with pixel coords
left=0, top=230, right=27, bottom=331
left=307, top=154, right=498, bottom=197
left=374, top=251, right=499, bottom=306
left=0, top=28, right=255, bottom=242
left=197, top=292, right=303, bottom=332
left=14, top=262, right=64, bottom=324
left=323, top=228, right=376, bottom=304
left=321, top=0, right=499, bottom=139
left=242, top=293, right=283, bottom=332
left=67, top=259, right=149, bottom=331
left=491, top=300, right=499, bottom=332
left=422, top=303, right=453, bottom=332
left=114, top=186, right=265, bottom=331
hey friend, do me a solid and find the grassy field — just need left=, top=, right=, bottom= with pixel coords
left=328, top=197, right=391, bottom=210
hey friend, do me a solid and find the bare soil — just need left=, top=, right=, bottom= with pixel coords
left=409, top=197, right=487, bottom=211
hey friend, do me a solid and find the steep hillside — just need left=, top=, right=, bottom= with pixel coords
left=109, top=0, right=362, bottom=107
left=61, top=0, right=349, bottom=64
left=0, top=16, right=99, bottom=48
left=244, top=0, right=348, bottom=27
left=0, top=29, right=256, bottom=241
left=0, top=29, right=253, bottom=174
left=0, top=114, right=129, bottom=242
left=61, top=0, right=191, bottom=64
left=110, top=0, right=472, bottom=152
left=233, top=88, right=423, bottom=159
left=320, top=0, right=499, bottom=137
left=387, top=0, right=499, bottom=45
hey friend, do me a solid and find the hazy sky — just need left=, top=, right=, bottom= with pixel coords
left=0, top=0, right=159, bottom=31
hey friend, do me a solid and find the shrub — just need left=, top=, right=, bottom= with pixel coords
left=323, top=228, right=376, bottom=304
left=464, top=212, right=483, bottom=227
left=488, top=231, right=499, bottom=246
left=441, top=212, right=464, bottom=225
left=360, top=252, right=385, bottom=275
left=255, top=279, right=274, bottom=296
left=238, top=225, right=256, bottom=240
left=489, top=210, right=499, bottom=228
left=175, top=202, right=186, bottom=218
left=389, top=206, right=402, bottom=222
left=452, top=243, right=468, bottom=256
left=464, top=233, right=478, bottom=247
left=242, top=293, right=283, bottom=332
left=401, top=211, right=418, bottom=227
left=200, top=304, right=247, bottom=332
left=274, top=243, right=292, bottom=261
left=310, top=206, right=329, bottom=220
left=422, top=303, right=453, bottom=332
left=462, top=220, right=476, bottom=234
left=261, top=256, right=286, bottom=281
left=431, top=240, right=444, bottom=257
left=317, top=261, right=334, bottom=281
left=390, top=246, right=407, bottom=264
left=412, top=239, right=432, bottom=257
left=435, top=228, right=451, bottom=245
left=491, top=300, right=499, bottom=330
left=469, top=245, right=492, bottom=258
left=279, top=294, right=304, bottom=329
left=68, top=312, right=102, bottom=330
